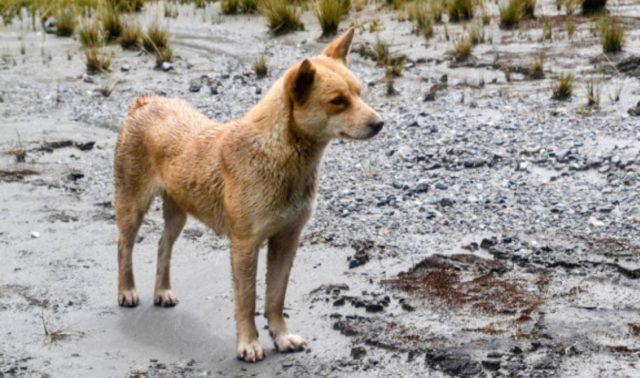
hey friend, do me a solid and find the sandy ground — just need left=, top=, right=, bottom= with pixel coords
left=1, top=1, right=640, bottom=377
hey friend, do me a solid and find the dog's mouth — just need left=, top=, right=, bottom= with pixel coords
left=339, top=130, right=379, bottom=140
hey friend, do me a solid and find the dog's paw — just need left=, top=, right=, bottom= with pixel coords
left=118, top=289, right=139, bottom=307
left=236, top=339, right=265, bottom=363
left=274, top=334, right=307, bottom=353
left=154, top=290, right=178, bottom=307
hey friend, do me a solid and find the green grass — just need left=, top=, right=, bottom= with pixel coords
left=55, top=7, right=77, bottom=37
left=374, top=38, right=389, bottom=66
left=407, top=0, right=431, bottom=35
left=259, top=0, right=304, bottom=35
left=221, top=0, right=241, bottom=14
left=430, top=0, right=443, bottom=23
left=499, top=0, right=522, bottom=29
left=585, top=78, right=599, bottom=107
left=252, top=55, right=268, bottom=77
left=143, top=23, right=169, bottom=52
left=120, top=20, right=142, bottom=49
left=522, top=0, right=535, bottom=18
left=78, top=19, right=101, bottom=48
left=85, top=48, right=111, bottom=73
left=552, top=72, right=574, bottom=100
left=314, top=0, right=350, bottom=37
left=448, top=0, right=474, bottom=22
left=600, top=17, right=624, bottom=53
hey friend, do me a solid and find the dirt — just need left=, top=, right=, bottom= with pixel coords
left=1, top=1, right=640, bottom=377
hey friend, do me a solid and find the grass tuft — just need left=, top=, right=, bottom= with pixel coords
left=252, top=55, right=268, bottom=77
left=453, top=37, right=472, bottom=61
left=85, top=48, right=111, bottom=74
left=314, top=0, right=350, bottom=37
left=552, top=72, right=574, bottom=100
left=530, top=54, right=544, bottom=79
left=499, top=0, right=522, bottom=29
left=468, top=22, right=485, bottom=45
left=521, top=0, right=536, bottom=18
left=585, top=78, right=600, bottom=107
left=55, top=7, right=77, bottom=37
left=600, top=17, right=624, bottom=53
left=78, top=20, right=101, bottom=48
left=260, top=0, right=304, bottom=35
left=154, top=47, right=173, bottom=68
left=102, top=7, right=123, bottom=42
left=120, top=20, right=142, bottom=50
left=143, top=23, right=169, bottom=52
left=448, top=0, right=474, bottom=22
left=582, top=0, right=607, bottom=14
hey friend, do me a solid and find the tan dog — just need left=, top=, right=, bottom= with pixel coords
left=113, top=29, right=383, bottom=362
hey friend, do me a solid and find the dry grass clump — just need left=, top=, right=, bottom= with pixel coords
left=143, top=23, right=169, bottom=52
left=582, top=0, right=606, bottom=14
left=314, top=0, right=350, bottom=37
left=600, top=17, right=624, bottom=53
left=154, top=46, right=173, bottom=68
left=120, top=20, right=142, bottom=49
left=55, top=7, right=77, bottom=37
left=407, top=0, right=433, bottom=37
left=552, top=72, right=574, bottom=100
left=530, top=54, right=544, bottom=79
left=221, top=0, right=257, bottom=14
left=260, top=0, right=304, bottom=35
left=453, top=37, right=472, bottom=61
left=499, top=0, right=522, bottom=29
left=107, top=0, right=145, bottom=13
left=374, top=38, right=389, bottom=66
left=85, top=48, right=111, bottom=73
left=521, top=0, right=536, bottom=18
left=468, top=22, right=484, bottom=45
left=430, top=0, right=444, bottom=23
left=102, top=7, right=123, bottom=42
left=585, top=78, right=600, bottom=107
left=252, top=55, right=268, bottom=77
left=78, top=20, right=101, bottom=48
left=373, top=38, right=404, bottom=77
left=448, top=0, right=474, bottom=22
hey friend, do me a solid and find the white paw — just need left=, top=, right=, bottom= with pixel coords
left=118, top=289, right=139, bottom=307
left=237, top=339, right=265, bottom=363
left=154, top=289, right=178, bottom=307
left=274, top=334, right=307, bottom=353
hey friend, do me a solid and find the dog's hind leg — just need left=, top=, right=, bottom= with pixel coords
left=115, top=191, right=153, bottom=307
left=154, top=193, right=187, bottom=307
left=265, top=226, right=307, bottom=353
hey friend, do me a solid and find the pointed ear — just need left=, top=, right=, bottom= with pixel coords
left=285, top=59, right=316, bottom=104
left=323, top=27, right=355, bottom=64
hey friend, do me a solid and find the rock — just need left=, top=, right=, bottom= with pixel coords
left=588, top=216, right=605, bottom=227
left=425, top=350, right=482, bottom=377
left=83, top=74, right=94, bottom=84
left=209, top=86, right=219, bottom=95
left=435, top=182, right=448, bottom=190
left=481, top=359, right=500, bottom=371
left=189, top=79, right=202, bottom=93
left=401, top=303, right=415, bottom=312
left=415, top=180, right=429, bottom=193
left=43, top=16, right=56, bottom=34
left=333, top=297, right=345, bottom=306
left=161, top=62, right=173, bottom=72
left=121, top=64, right=131, bottom=72
left=74, top=141, right=95, bottom=151
left=255, top=87, right=262, bottom=95
left=503, top=361, right=526, bottom=372
left=480, top=238, right=497, bottom=249
left=30, top=231, right=40, bottom=238
left=351, top=346, right=367, bottom=360
left=365, top=303, right=384, bottom=313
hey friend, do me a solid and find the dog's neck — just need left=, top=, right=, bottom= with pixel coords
left=243, top=79, right=328, bottom=170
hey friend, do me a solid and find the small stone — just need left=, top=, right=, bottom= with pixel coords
left=351, top=346, right=367, bottom=360
left=333, top=297, right=345, bottom=307
left=121, top=64, right=131, bottom=72
left=628, top=101, right=640, bottom=116
left=365, top=303, right=384, bottom=313
left=209, top=86, right=219, bottom=95
left=255, top=87, right=262, bottom=95
left=189, top=79, right=202, bottom=93
left=588, top=216, right=605, bottom=227
left=30, top=231, right=40, bottom=238
left=82, top=74, right=94, bottom=83
left=435, top=182, right=448, bottom=190
left=161, top=62, right=173, bottom=72
left=415, top=180, right=429, bottom=193
left=481, top=359, right=500, bottom=371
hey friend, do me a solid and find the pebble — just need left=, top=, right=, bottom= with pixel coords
left=121, top=64, right=131, bottom=72
left=161, top=62, right=173, bottom=72
left=30, top=231, right=40, bottom=238
left=82, top=74, right=94, bottom=84
left=435, top=182, right=448, bottom=190
left=189, top=79, right=202, bottom=93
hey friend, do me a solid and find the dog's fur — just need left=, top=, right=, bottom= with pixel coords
left=114, top=29, right=382, bottom=362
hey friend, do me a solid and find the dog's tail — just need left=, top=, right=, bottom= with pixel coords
left=127, top=94, right=154, bottom=116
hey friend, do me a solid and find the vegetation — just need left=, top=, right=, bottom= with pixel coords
left=260, top=0, right=304, bottom=35
left=530, top=54, right=544, bottom=79
left=102, top=7, right=123, bottom=42
left=55, top=7, right=77, bottom=37
left=600, top=17, right=624, bottom=53
left=552, top=72, right=574, bottom=100
left=85, top=48, right=111, bottom=73
left=448, top=0, right=474, bottom=22
left=586, top=78, right=600, bottom=107
left=221, top=0, right=257, bottom=14
left=430, top=0, right=443, bottom=23
left=407, top=0, right=432, bottom=37
left=522, top=0, right=536, bottom=18
left=143, top=23, right=169, bottom=52
left=499, top=0, right=522, bottom=29
left=154, top=46, right=173, bottom=68
left=542, top=20, right=552, bottom=41
left=374, top=38, right=389, bottom=66
left=453, top=37, right=472, bottom=61
left=314, top=0, right=350, bottom=37
left=120, top=20, right=142, bottom=50
left=252, top=55, right=268, bottom=77
left=78, top=20, right=101, bottom=48
left=468, top=22, right=485, bottom=45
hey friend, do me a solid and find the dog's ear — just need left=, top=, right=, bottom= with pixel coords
left=323, top=28, right=355, bottom=65
left=285, top=59, right=315, bottom=104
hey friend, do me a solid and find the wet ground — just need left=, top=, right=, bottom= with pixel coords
left=1, top=1, right=640, bottom=377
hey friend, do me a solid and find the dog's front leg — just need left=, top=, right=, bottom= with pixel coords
left=230, top=236, right=265, bottom=362
left=265, top=227, right=307, bottom=353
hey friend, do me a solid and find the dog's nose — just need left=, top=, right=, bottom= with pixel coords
left=368, top=120, right=384, bottom=134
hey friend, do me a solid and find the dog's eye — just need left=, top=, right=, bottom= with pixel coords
left=330, top=96, right=347, bottom=106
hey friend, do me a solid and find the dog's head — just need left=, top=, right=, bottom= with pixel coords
left=284, top=28, right=383, bottom=142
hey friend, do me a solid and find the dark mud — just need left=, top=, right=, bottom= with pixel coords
left=1, top=0, right=640, bottom=377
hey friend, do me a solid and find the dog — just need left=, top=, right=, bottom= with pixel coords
left=113, top=28, right=383, bottom=362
